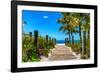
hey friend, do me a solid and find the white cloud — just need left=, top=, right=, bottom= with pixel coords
left=43, top=16, right=48, bottom=19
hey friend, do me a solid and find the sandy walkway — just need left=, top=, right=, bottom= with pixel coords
left=48, top=45, right=77, bottom=61
left=41, top=45, right=78, bottom=61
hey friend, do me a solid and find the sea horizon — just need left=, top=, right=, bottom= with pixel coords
left=56, top=40, right=80, bottom=44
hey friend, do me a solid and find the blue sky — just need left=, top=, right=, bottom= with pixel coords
left=22, top=10, right=80, bottom=40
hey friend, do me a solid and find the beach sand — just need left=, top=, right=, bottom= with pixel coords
left=41, top=44, right=79, bottom=61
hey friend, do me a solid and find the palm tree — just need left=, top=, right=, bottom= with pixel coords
left=57, top=12, right=90, bottom=58
left=81, top=13, right=90, bottom=56
left=58, top=24, right=71, bottom=43
left=57, top=12, right=79, bottom=44
left=83, top=14, right=90, bottom=39
left=70, top=13, right=90, bottom=55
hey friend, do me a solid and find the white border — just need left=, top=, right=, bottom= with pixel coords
left=17, top=5, right=94, bottom=68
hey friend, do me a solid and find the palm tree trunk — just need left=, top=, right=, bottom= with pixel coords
left=79, top=24, right=82, bottom=43
left=83, top=31, right=86, bottom=54
left=67, top=31, right=71, bottom=44
left=81, top=30, right=84, bottom=56
left=88, top=30, right=90, bottom=39
left=72, top=35, right=74, bottom=45
left=79, top=24, right=82, bottom=54
left=71, top=32, right=73, bottom=44
left=69, top=33, right=70, bottom=43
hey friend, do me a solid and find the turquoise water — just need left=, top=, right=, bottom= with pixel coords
left=56, top=40, right=80, bottom=44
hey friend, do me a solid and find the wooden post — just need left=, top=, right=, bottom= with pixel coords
left=49, top=37, right=51, bottom=41
left=29, top=32, right=32, bottom=37
left=54, top=38, right=56, bottom=45
left=29, top=32, right=32, bottom=42
left=65, top=37, right=69, bottom=45
left=49, top=37, right=51, bottom=48
left=45, top=35, right=49, bottom=49
left=46, top=35, right=48, bottom=43
left=65, top=38, right=67, bottom=45
left=52, top=38, right=55, bottom=48
left=34, top=30, right=39, bottom=55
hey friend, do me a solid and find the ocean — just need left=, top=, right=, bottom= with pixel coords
left=56, top=40, right=80, bottom=44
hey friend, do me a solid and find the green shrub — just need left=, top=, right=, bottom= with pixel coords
left=81, top=54, right=88, bottom=59
left=22, top=49, right=40, bottom=62
left=22, top=32, right=56, bottom=62
left=67, top=43, right=81, bottom=54
left=22, top=56, right=28, bottom=62
left=30, top=51, right=40, bottom=62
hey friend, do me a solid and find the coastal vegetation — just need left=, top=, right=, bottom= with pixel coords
left=22, top=11, right=90, bottom=62
left=22, top=31, right=56, bottom=62
left=57, top=12, right=90, bottom=59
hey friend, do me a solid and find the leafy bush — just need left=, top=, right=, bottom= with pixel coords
left=22, top=32, right=56, bottom=62
left=68, top=43, right=81, bottom=54
left=22, top=49, right=40, bottom=62
left=81, top=54, right=88, bottom=59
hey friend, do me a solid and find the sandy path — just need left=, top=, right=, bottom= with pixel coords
left=48, top=45, right=77, bottom=61
left=40, top=45, right=77, bottom=61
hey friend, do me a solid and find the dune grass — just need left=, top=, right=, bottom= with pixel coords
left=22, top=32, right=56, bottom=62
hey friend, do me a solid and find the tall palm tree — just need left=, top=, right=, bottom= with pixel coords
left=70, top=13, right=90, bottom=55
left=72, top=13, right=90, bottom=56
left=58, top=24, right=71, bottom=43
left=57, top=12, right=90, bottom=58
left=57, top=12, right=79, bottom=44
left=83, top=14, right=90, bottom=39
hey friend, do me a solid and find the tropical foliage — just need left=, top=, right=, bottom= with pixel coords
left=22, top=12, right=90, bottom=62
left=22, top=31, right=56, bottom=62
left=57, top=12, right=90, bottom=59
